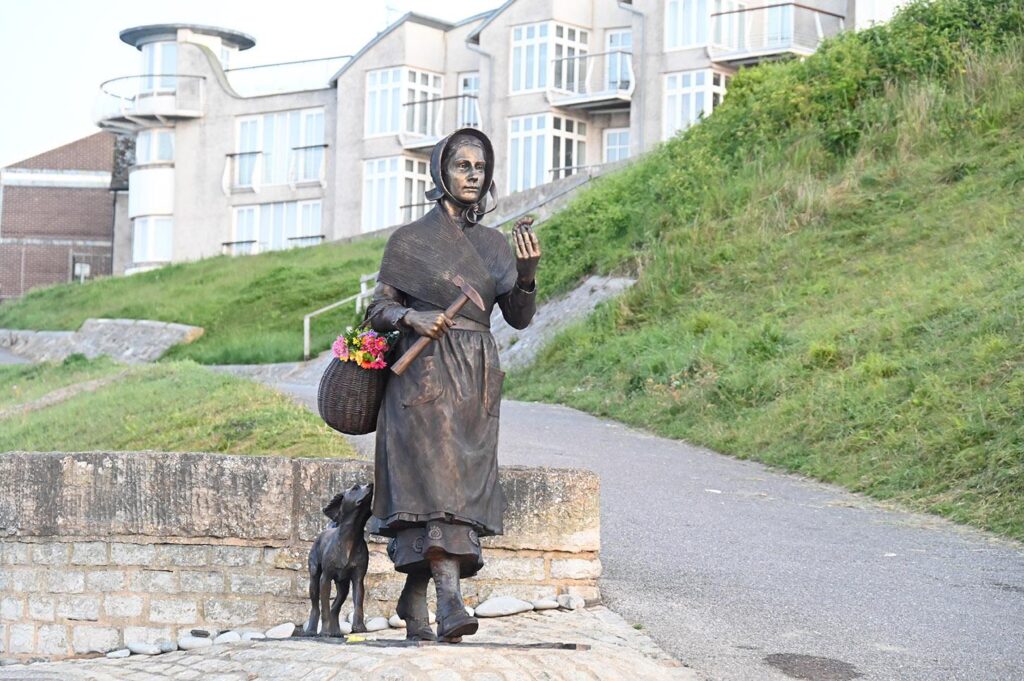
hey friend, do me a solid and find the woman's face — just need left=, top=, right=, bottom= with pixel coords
left=445, top=143, right=487, bottom=204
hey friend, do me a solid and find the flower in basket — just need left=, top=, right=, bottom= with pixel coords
left=332, top=327, right=397, bottom=370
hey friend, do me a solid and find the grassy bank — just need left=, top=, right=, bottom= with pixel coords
left=0, top=239, right=385, bottom=365
left=511, top=40, right=1024, bottom=539
left=0, top=357, right=355, bottom=457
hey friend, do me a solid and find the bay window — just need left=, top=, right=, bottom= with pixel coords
left=604, top=128, right=631, bottom=163
left=135, top=128, right=174, bottom=165
left=664, top=69, right=730, bottom=139
left=666, top=0, right=710, bottom=49
left=132, top=216, right=173, bottom=264
left=366, top=67, right=444, bottom=137
left=366, top=67, right=402, bottom=136
left=141, top=41, right=177, bottom=93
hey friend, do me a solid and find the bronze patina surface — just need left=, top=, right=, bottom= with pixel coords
left=367, top=128, right=541, bottom=643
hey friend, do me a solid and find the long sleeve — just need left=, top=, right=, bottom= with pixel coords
left=367, top=282, right=410, bottom=332
left=497, top=280, right=537, bottom=330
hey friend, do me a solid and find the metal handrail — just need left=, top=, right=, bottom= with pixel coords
left=95, top=73, right=206, bottom=127
left=708, top=2, right=846, bottom=61
left=400, top=94, right=481, bottom=138
left=710, top=2, right=844, bottom=19
left=302, top=271, right=379, bottom=360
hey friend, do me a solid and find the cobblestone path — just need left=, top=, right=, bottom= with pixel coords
left=0, top=608, right=696, bottom=681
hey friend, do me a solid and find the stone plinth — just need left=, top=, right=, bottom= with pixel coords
left=0, top=451, right=600, bottom=661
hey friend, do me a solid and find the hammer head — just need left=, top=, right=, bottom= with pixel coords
left=452, top=274, right=485, bottom=312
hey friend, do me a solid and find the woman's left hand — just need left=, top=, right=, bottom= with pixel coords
left=513, top=217, right=541, bottom=288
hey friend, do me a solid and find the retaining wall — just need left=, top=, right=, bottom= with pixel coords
left=0, top=318, right=203, bottom=364
left=0, top=451, right=600, bottom=661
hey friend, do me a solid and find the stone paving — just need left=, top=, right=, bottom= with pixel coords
left=0, top=607, right=697, bottom=680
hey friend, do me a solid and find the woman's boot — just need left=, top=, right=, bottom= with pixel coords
left=396, top=571, right=435, bottom=641
left=430, top=556, right=478, bottom=642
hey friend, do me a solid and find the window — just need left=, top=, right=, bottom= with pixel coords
left=713, top=0, right=747, bottom=50
left=666, top=0, right=710, bottom=49
left=508, top=114, right=548, bottom=193
left=135, top=129, right=174, bottom=165
left=552, top=24, right=589, bottom=94
left=132, top=216, right=173, bottom=263
left=232, top=200, right=322, bottom=254
left=766, top=4, right=794, bottom=46
left=507, top=113, right=588, bottom=192
left=366, top=68, right=402, bottom=136
left=665, top=69, right=732, bottom=138
left=405, top=69, right=443, bottom=137
left=604, top=128, right=630, bottom=163
left=141, top=42, right=177, bottom=92
left=234, top=108, right=325, bottom=188
left=511, top=22, right=549, bottom=93
left=551, top=115, right=587, bottom=180
left=458, top=73, right=480, bottom=128
left=402, top=158, right=432, bottom=223
left=362, top=157, right=434, bottom=232
left=605, top=30, right=632, bottom=91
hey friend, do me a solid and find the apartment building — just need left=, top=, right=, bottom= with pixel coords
left=0, top=132, right=126, bottom=300
left=95, top=0, right=903, bottom=275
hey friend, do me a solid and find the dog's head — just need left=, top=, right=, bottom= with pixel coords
left=322, top=483, right=374, bottom=524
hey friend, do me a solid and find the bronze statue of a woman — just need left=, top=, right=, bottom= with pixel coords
left=367, top=128, right=540, bottom=643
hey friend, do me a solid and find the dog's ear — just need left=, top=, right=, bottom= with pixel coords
left=322, top=491, right=346, bottom=522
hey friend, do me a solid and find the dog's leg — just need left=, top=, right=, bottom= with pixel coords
left=350, top=567, right=367, bottom=633
left=304, top=564, right=321, bottom=636
left=329, top=576, right=349, bottom=635
left=319, top=571, right=338, bottom=637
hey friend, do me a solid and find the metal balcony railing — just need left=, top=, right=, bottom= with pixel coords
left=222, top=145, right=328, bottom=193
left=709, top=3, right=845, bottom=65
left=222, top=240, right=261, bottom=256
left=287, top=234, right=326, bottom=248
left=94, top=74, right=205, bottom=130
left=399, top=95, right=481, bottom=150
left=546, top=50, right=635, bottom=111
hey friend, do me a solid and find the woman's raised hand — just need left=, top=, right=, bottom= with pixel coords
left=513, top=217, right=541, bottom=288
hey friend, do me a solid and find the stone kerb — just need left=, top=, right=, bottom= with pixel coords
left=0, top=451, right=600, bottom=662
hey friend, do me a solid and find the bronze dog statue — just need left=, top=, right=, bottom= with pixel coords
left=303, top=483, right=374, bottom=637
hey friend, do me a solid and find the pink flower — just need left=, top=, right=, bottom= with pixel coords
left=332, top=336, right=350, bottom=361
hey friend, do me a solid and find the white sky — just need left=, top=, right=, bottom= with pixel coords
left=0, top=0, right=499, bottom=167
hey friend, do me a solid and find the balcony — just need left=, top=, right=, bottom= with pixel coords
left=222, top=144, right=328, bottom=194
left=399, top=94, right=481, bottom=153
left=94, top=74, right=205, bottom=131
left=546, top=50, right=634, bottom=113
left=221, top=234, right=325, bottom=257
left=709, top=2, right=845, bottom=66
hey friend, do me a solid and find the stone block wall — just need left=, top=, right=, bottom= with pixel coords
left=0, top=318, right=204, bottom=364
left=0, top=452, right=600, bottom=662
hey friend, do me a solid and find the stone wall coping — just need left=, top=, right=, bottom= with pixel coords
left=0, top=451, right=600, bottom=553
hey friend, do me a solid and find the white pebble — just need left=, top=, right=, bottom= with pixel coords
left=365, top=617, right=389, bottom=632
left=177, top=636, right=213, bottom=651
left=532, top=598, right=560, bottom=610
left=475, top=596, right=534, bottom=618
left=126, top=642, right=161, bottom=655
left=465, top=606, right=475, bottom=617
left=265, top=622, right=295, bottom=639
left=557, top=594, right=585, bottom=611
left=158, top=640, right=177, bottom=653
left=106, top=648, right=130, bottom=659
left=214, top=631, right=241, bottom=644
left=389, top=614, right=406, bottom=628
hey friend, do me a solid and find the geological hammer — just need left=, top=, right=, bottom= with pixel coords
left=391, top=274, right=485, bottom=376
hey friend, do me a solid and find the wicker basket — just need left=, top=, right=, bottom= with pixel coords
left=317, top=357, right=390, bottom=435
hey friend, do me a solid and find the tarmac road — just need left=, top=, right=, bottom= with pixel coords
left=273, top=380, right=1024, bottom=681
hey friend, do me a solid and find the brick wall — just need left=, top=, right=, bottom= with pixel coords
left=9, top=133, right=115, bottom=172
left=0, top=452, right=601, bottom=661
left=1, top=186, right=114, bottom=240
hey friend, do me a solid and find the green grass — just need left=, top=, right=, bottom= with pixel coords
left=0, top=239, right=385, bottom=365
left=0, top=359, right=355, bottom=457
left=0, top=354, right=123, bottom=410
left=509, top=43, right=1024, bottom=540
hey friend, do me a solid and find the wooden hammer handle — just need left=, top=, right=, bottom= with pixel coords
left=390, top=295, right=470, bottom=376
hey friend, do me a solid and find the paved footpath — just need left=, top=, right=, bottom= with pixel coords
left=255, top=366, right=1024, bottom=681
left=0, top=607, right=694, bottom=681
